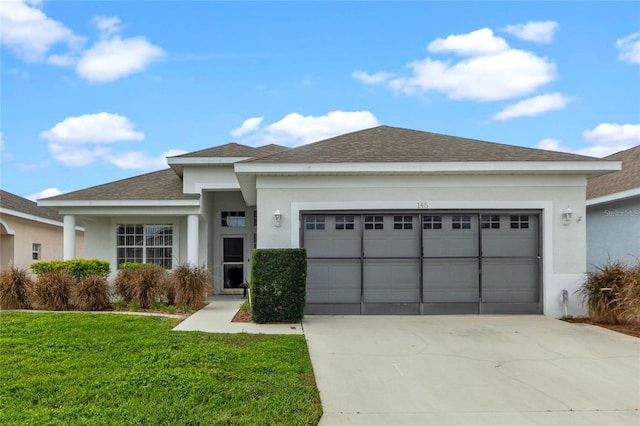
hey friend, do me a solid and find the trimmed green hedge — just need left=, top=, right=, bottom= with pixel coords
left=250, top=249, right=307, bottom=324
left=31, top=259, right=111, bottom=279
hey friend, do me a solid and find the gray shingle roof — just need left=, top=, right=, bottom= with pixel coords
left=1, top=190, right=64, bottom=221
left=42, top=169, right=199, bottom=202
left=244, top=125, right=603, bottom=164
left=175, top=143, right=264, bottom=158
left=587, top=145, right=640, bottom=199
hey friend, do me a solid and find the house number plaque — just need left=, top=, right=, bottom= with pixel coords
left=417, top=202, right=429, bottom=209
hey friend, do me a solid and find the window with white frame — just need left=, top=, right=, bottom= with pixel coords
left=423, top=215, right=442, bottom=230
left=394, top=215, right=413, bottom=230
left=305, top=215, right=325, bottom=230
left=364, top=215, right=384, bottom=230
left=221, top=211, right=246, bottom=227
left=32, top=243, right=41, bottom=260
left=116, top=224, right=173, bottom=269
left=335, top=215, right=355, bottom=230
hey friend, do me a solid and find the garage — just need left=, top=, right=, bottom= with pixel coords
left=303, top=211, right=541, bottom=315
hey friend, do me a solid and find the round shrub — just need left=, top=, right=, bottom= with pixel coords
left=0, top=266, right=33, bottom=309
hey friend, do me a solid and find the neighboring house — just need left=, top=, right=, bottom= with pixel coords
left=0, top=190, right=84, bottom=271
left=40, top=126, right=620, bottom=317
left=586, top=145, right=640, bottom=270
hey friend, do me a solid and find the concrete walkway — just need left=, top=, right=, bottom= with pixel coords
left=303, top=315, right=640, bottom=425
left=172, top=295, right=303, bottom=334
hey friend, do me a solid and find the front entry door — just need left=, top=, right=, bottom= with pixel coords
left=223, top=237, right=244, bottom=289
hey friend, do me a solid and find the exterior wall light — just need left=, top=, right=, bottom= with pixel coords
left=274, top=209, right=282, bottom=227
left=562, top=207, right=574, bottom=225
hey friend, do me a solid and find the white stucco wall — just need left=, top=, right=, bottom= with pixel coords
left=182, top=166, right=240, bottom=193
left=255, top=173, right=590, bottom=317
left=587, top=197, right=640, bottom=270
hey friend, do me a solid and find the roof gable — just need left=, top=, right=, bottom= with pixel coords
left=244, top=126, right=603, bottom=164
left=173, top=142, right=286, bottom=158
left=587, top=145, right=640, bottom=199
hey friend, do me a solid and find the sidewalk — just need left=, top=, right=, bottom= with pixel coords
left=172, top=295, right=303, bottom=335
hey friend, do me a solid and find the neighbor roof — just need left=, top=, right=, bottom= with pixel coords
left=587, top=145, right=640, bottom=200
left=1, top=190, right=64, bottom=222
left=41, top=169, right=199, bottom=202
left=243, top=126, right=603, bottom=164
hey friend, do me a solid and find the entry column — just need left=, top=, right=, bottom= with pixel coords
left=63, top=215, right=76, bottom=260
left=187, top=214, right=199, bottom=265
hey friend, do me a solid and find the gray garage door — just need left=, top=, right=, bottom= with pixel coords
left=303, top=211, right=541, bottom=315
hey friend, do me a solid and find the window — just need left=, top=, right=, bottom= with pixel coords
left=32, top=243, right=41, bottom=260
left=423, top=215, right=442, bottom=230
left=452, top=215, right=471, bottom=230
left=116, top=224, right=173, bottom=269
left=335, top=215, right=355, bottom=230
left=305, top=215, right=325, bottom=230
left=222, top=211, right=246, bottom=227
left=481, top=215, right=500, bottom=229
left=510, top=215, right=529, bottom=229
left=364, top=215, right=384, bottom=230
left=394, top=215, right=413, bottom=230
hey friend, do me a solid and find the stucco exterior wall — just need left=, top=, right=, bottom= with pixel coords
left=255, top=173, right=589, bottom=317
left=587, top=197, right=640, bottom=270
left=0, top=214, right=84, bottom=271
left=182, top=166, right=239, bottom=194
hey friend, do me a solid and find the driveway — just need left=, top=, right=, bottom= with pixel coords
left=302, top=315, right=639, bottom=425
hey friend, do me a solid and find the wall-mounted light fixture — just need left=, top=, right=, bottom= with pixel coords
left=562, top=207, right=574, bottom=225
left=274, top=209, right=282, bottom=227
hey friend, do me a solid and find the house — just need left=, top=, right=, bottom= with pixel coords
left=586, top=145, right=640, bottom=270
left=39, top=126, right=620, bottom=317
left=1, top=190, right=84, bottom=271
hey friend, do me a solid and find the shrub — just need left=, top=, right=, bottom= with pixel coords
left=72, top=276, right=111, bottom=311
left=114, top=263, right=165, bottom=309
left=0, top=266, right=33, bottom=309
left=31, top=259, right=110, bottom=280
left=578, top=259, right=640, bottom=324
left=250, top=249, right=307, bottom=324
left=30, top=270, right=74, bottom=311
left=166, top=263, right=212, bottom=307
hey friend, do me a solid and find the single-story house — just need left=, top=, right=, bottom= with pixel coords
left=586, top=145, right=640, bottom=270
left=39, top=126, right=620, bottom=317
left=1, top=190, right=84, bottom=271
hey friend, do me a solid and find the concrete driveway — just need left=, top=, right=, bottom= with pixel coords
left=302, top=315, right=639, bottom=425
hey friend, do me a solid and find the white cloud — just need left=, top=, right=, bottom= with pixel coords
left=351, top=70, right=395, bottom=84
left=93, top=15, right=123, bottom=39
left=617, top=32, right=640, bottom=64
left=233, top=110, right=379, bottom=147
left=0, top=0, right=84, bottom=62
left=427, top=28, right=509, bottom=56
left=76, top=36, right=164, bottom=83
left=388, top=49, right=556, bottom=101
left=537, top=123, right=640, bottom=158
left=492, top=93, right=573, bottom=121
left=231, top=117, right=264, bottom=138
left=28, top=187, right=63, bottom=201
left=40, top=113, right=144, bottom=144
left=501, top=21, right=559, bottom=43
left=536, top=138, right=571, bottom=152
left=106, top=149, right=188, bottom=170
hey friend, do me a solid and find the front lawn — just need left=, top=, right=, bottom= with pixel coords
left=0, top=313, right=322, bottom=425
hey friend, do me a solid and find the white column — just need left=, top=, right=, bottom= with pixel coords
left=187, top=214, right=199, bottom=266
left=63, top=215, right=76, bottom=260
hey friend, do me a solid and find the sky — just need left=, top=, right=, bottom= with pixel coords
left=1, top=0, right=639, bottom=201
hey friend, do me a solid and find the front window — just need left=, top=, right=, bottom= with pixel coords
left=32, top=243, right=41, bottom=260
left=116, top=224, right=173, bottom=269
left=222, top=211, right=246, bottom=227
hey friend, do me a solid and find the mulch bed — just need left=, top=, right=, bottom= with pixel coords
left=231, top=309, right=252, bottom=323
left=566, top=317, right=640, bottom=338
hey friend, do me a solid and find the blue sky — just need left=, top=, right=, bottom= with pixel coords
left=1, top=0, right=639, bottom=201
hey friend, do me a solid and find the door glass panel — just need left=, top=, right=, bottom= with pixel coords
left=224, top=265, right=244, bottom=289
left=223, top=238, right=243, bottom=262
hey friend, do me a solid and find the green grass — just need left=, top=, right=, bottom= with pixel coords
left=0, top=312, right=322, bottom=425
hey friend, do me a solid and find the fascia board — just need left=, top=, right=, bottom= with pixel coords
left=587, top=187, right=640, bottom=206
left=234, top=161, right=621, bottom=175
left=168, top=157, right=252, bottom=166
left=0, top=208, right=64, bottom=228
left=38, top=199, right=201, bottom=208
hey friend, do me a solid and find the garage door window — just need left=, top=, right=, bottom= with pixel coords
left=481, top=215, right=500, bottom=229
left=364, top=215, right=384, bottom=230
left=336, top=215, right=355, bottom=230
left=305, top=215, right=325, bottom=230
left=452, top=215, right=472, bottom=229
left=394, top=215, right=413, bottom=230
left=423, top=215, right=442, bottom=230
left=510, top=215, right=529, bottom=229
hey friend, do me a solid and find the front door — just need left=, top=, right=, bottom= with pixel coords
left=223, top=237, right=244, bottom=289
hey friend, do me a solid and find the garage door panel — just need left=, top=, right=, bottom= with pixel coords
left=482, top=215, right=538, bottom=257
left=363, top=260, right=420, bottom=303
left=423, top=259, right=478, bottom=303
left=305, top=215, right=361, bottom=258
left=482, top=259, right=539, bottom=303
left=364, top=215, right=419, bottom=258
left=306, top=260, right=360, bottom=304
left=423, top=215, right=478, bottom=257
